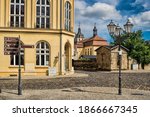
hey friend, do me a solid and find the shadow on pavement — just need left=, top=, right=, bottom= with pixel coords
left=131, top=93, right=144, bottom=96
left=62, top=87, right=117, bottom=95
left=2, top=90, right=18, bottom=95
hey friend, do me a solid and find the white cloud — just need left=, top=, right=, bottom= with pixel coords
left=74, top=0, right=122, bottom=40
left=75, top=0, right=87, bottom=10
left=74, top=0, right=150, bottom=40
left=131, top=11, right=150, bottom=31
left=95, top=0, right=119, bottom=6
left=80, top=2, right=122, bottom=20
left=134, top=0, right=150, bottom=9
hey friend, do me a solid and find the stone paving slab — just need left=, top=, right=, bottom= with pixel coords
left=0, top=87, right=150, bottom=100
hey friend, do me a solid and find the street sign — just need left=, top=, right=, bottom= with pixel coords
left=4, top=36, right=23, bottom=96
left=4, top=37, right=19, bottom=41
left=4, top=51, right=18, bottom=55
left=4, top=37, right=19, bottom=55
left=21, top=45, right=34, bottom=48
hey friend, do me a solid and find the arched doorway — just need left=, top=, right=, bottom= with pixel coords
left=64, top=42, right=72, bottom=71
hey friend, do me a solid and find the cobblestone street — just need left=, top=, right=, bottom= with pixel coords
left=0, top=70, right=150, bottom=100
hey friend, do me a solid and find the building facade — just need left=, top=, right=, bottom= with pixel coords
left=0, top=0, right=75, bottom=77
left=74, top=25, right=108, bottom=60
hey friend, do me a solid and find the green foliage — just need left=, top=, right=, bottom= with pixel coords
left=113, top=30, right=150, bottom=65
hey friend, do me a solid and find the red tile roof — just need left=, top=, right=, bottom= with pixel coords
left=83, top=35, right=109, bottom=46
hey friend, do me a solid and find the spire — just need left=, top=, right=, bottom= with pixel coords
left=93, top=23, right=97, bottom=37
left=78, top=22, right=81, bottom=33
left=74, top=22, right=84, bottom=43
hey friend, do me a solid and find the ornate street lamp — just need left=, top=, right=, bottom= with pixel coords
left=107, top=19, right=133, bottom=95
left=124, top=19, right=134, bottom=33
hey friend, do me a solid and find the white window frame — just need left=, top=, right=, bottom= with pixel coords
left=10, top=0, right=24, bottom=27
left=65, top=1, right=71, bottom=31
left=10, top=46, right=24, bottom=66
left=36, top=0, right=50, bottom=28
left=36, top=42, right=50, bottom=66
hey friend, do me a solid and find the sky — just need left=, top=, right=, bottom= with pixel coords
left=74, top=0, right=150, bottom=42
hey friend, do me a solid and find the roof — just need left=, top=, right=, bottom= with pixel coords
left=75, top=39, right=87, bottom=48
left=85, top=35, right=107, bottom=42
left=95, top=45, right=129, bottom=51
left=83, top=35, right=109, bottom=46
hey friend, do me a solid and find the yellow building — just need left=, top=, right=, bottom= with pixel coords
left=0, top=0, right=75, bottom=77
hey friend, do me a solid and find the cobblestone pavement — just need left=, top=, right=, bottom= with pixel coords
left=0, top=70, right=150, bottom=100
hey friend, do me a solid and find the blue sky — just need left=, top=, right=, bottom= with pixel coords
left=75, top=0, right=150, bottom=41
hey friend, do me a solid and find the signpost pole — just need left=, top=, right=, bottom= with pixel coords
left=18, top=35, right=22, bottom=95
left=4, top=36, right=34, bottom=95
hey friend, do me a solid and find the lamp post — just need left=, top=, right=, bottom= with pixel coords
left=107, top=19, right=133, bottom=95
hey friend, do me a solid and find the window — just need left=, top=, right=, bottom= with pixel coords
left=90, top=48, right=92, bottom=55
left=36, top=0, right=50, bottom=28
left=36, top=41, right=50, bottom=66
left=10, top=0, right=24, bottom=27
left=65, top=2, right=71, bottom=31
left=88, top=48, right=90, bottom=55
left=10, top=42, right=24, bottom=65
left=85, top=49, right=87, bottom=55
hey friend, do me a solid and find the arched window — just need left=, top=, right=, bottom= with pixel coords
left=10, top=42, right=24, bottom=65
left=36, top=41, right=50, bottom=66
left=10, top=0, right=24, bottom=27
left=36, top=0, right=50, bottom=28
left=65, top=2, right=71, bottom=31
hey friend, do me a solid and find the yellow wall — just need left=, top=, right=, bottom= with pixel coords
left=0, top=0, right=75, bottom=77
left=83, top=46, right=99, bottom=56
left=0, top=0, right=74, bottom=30
left=96, top=46, right=129, bottom=70
left=111, top=48, right=128, bottom=70
left=96, top=47, right=111, bottom=70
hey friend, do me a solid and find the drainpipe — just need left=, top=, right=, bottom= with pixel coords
left=59, top=0, right=62, bottom=75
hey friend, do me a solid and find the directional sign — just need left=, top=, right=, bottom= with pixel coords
left=4, top=51, right=18, bottom=55
left=21, top=45, right=34, bottom=48
left=4, top=37, right=34, bottom=55
left=4, top=37, right=19, bottom=43
left=4, top=37, right=19, bottom=55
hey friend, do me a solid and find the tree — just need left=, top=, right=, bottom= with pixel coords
left=113, top=30, right=150, bottom=68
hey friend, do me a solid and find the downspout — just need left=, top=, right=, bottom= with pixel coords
left=59, top=0, right=62, bottom=75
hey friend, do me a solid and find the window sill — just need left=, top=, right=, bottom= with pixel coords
left=35, top=66, right=49, bottom=68
left=9, top=65, right=24, bottom=68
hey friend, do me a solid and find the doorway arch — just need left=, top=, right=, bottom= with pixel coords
left=64, top=42, right=72, bottom=71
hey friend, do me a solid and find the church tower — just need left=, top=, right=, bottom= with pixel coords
left=74, top=23, right=84, bottom=44
left=93, top=23, right=97, bottom=37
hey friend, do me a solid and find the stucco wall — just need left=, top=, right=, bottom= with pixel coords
left=96, top=47, right=111, bottom=70
left=111, top=48, right=128, bottom=70
left=96, top=46, right=128, bottom=71
left=0, top=0, right=75, bottom=77
left=0, top=30, right=74, bottom=77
